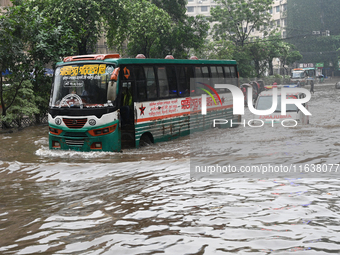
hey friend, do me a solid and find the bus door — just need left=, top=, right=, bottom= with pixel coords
left=119, top=65, right=137, bottom=148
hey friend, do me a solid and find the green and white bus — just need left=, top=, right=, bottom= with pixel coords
left=48, top=54, right=240, bottom=152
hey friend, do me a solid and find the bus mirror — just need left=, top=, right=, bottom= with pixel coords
left=110, top=67, right=120, bottom=81
left=107, top=81, right=117, bottom=102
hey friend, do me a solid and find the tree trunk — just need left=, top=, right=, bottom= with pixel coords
left=268, top=60, right=274, bottom=76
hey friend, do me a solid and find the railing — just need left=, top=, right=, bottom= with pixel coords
left=0, top=115, right=48, bottom=129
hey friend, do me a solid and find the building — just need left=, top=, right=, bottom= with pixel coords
left=0, top=0, right=12, bottom=12
left=186, top=0, right=287, bottom=74
left=186, top=0, right=287, bottom=39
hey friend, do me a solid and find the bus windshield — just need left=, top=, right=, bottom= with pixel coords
left=291, top=71, right=305, bottom=79
left=50, top=64, right=116, bottom=108
left=256, top=95, right=298, bottom=112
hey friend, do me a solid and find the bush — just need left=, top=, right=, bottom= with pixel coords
left=0, top=80, right=39, bottom=128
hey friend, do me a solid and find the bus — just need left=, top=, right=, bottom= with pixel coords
left=290, top=67, right=316, bottom=86
left=48, top=54, right=240, bottom=152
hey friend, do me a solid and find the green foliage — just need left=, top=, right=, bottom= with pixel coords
left=210, top=0, right=274, bottom=47
left=156, top=15, right=209, bottom=59
left=107, top=0, right=209, bottom=59
left=23, top=1, right=76, bottom=119
left=29, top=0, right=104, bottom=55
left=287, top=0, right=340, bottom=66
left=0, top=80, right=39, bottom=127
left=151, top=0, right=187, bottom=22
left=125, top=1, right=172, bottom=58
left=0, top=4, right=28, bottom=78
left=208, top=0, right=289, bottom=77
left=193, top=40, right=235, bottom=60
left=1, top=0, right=77, bottom=127
left=1, top=3, right=31, bottom=127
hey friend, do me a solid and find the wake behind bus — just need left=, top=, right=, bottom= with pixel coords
left=48, top=54, right=240, bottom=152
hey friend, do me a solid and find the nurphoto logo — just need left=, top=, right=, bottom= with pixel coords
left=200, top=84, right=312, bottom=128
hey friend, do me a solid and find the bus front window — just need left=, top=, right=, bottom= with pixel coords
left=291, top=71, right=304, bottom=79
left=50, top=64, right=116, bottom=108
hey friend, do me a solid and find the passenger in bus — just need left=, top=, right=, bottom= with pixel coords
left=81, top=83, right=92, bottom=103
left=120, top=86, right=133, bottom=126
left=82, top=88, right=89, bottom=96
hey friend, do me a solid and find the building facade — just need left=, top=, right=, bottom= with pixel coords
left=0, top=0, right=12, bottom=12
left=186, top=0, right=287, bottom=74
left=186, top=0, right=287, bottom=39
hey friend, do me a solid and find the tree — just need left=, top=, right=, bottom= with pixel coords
left=24, top=1, right=76, bottom=121
left=0, top=4, right=31, bottom=128
left=1, top=80, right=39, bottom=128
left=107, top=0, right=209, bottom=59
left=287, top=0, right=340, bottom=69
left=124, top=0, right=172, bottom=58
left=0, top=1, right=76, bottom=128
left=31, top=0, right=106, bottom=55
left=210, top=0, right=274, bottom=47
left=151, top=0, right=187, bottom=22
left=156, top=15, right=209, bottom=59
left=194, top=40, right=235, bottom=60
left=247, top=40, right=269, bottom=77
left=278, top=44, right=302, bottom=77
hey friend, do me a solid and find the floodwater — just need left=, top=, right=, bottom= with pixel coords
left=0, top=84, right=340, bottom=254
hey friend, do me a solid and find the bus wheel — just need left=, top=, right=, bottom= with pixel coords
left=139, top=133, right=153, bottom=147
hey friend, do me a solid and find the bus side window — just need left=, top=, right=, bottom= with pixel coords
left=210, top=66, right=218, bottom=79
left=214, top=66, right=226, bottom=92
left=230, top=66, right=236, bottom=78
left=224, top=66, right=231, bottom=78
left=144, top=66, right=157, bottom=99
left=186, top=66, right=194, bottom=96
left=216, top=66, right=223, bottom=78
left=177, top=66, right=189, bottom=96
left=194, top=66, right=203, bottom=95
left=136, top=81, right=147, bottom=101
left=157, top=67, right=169, bottom=98
left=166, top=66, right=178, bottom=97
left=134, top=66, right=147, bottom=101
left=195, top=66, right=203, bottom=78
left=230, top=66, right=237, bottom=86
left=202, top=66, right=209, bottom=78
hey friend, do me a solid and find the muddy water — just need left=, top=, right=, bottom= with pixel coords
left=0, top=85, right=340, bottom=254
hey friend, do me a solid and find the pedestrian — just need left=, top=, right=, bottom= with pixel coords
left=310, top=80, right=314, bottom=94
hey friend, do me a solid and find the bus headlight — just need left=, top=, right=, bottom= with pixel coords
left=88, top=124, right=117, bottom=136
left=49, top=126, right=62, bottom=135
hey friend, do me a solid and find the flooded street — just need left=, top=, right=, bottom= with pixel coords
left=1, top=84, right=340, bottom=254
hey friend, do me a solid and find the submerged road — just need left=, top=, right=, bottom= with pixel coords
left=0, top=84, right=340, bottom=254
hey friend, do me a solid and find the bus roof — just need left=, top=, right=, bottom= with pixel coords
left=56, top=56, right=237, bottom=67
